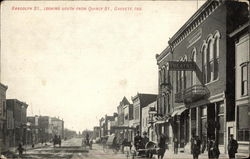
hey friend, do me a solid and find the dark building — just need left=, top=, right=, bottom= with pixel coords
left=38, top=116, right=52, bottom=143
left=6, top=99, right=28, bottom=146
left=229, top=21, right=249, bottom=157
left=93, top=126, right=100, bottom=139
left=156, top=0, right=248, bottom=155
left=0, top=83, right=8, bottom=152
left=131, top=93, right=157, bottom=135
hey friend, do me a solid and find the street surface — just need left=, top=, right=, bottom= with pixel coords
left=21, top=138, right=129, bottom=159
left=17, top=138, right=241, bottom=159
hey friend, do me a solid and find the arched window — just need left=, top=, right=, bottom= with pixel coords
left=213, top=31, right=221, bottom=80
left=162, top=66, right=166, bottom=83
left=207, top=35, right=214, bottom=83
left=191, top=48, right=197, bottom=86
left=201, top=42, right=207, bottom=84
left=183, top=55, right=187, bottom=89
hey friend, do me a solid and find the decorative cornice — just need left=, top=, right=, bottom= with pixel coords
left=156, top=46, right=171, bottom=64
left=0, top=83, right=8, bottom=91
left=169, top=0, right=222, bottom=49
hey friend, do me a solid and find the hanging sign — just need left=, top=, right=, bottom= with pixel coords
left=166, top=61, right=196, bottom=71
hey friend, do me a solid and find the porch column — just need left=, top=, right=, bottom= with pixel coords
left=196, top=107, right=201, bottom=136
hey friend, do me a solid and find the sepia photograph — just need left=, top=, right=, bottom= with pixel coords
left=0, top=0, right=249, bottom=159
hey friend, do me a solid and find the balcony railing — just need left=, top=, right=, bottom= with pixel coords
left=175, top=85, right=209, bottom=103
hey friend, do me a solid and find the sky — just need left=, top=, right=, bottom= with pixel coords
left=1, top=0, right=205, bottom=132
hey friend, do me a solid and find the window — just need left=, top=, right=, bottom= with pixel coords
left=213, top=31, right=220, bottom=80
left=237, top=106, right=249, bottom=141
left=191, top=49, right=197, bottom=86
left=241, top=64, right=248, bottom=96
left=207, top=38, right=214, bottom=83
left=202, top=44, right=207, bottom=84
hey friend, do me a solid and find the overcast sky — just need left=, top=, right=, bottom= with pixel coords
left=1, top=0, right=205, bottom=132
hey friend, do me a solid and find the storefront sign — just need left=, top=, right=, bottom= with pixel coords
left=166, top=61, right=196, bottom=71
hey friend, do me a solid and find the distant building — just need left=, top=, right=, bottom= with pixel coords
left=27, top=116, right=39, bottom=144
left=6, top=99, right=28, bottom=146
left=38, top=116, right=52, bottom=143
left=51, top=117, right=64, bottom=138
left=93, top=126, right=100, bottom=139
left=0, top=83, right=8, bottom=152
left=142, top=101, right=157, bottom=142
left=131, top=93, right=157, bottom=136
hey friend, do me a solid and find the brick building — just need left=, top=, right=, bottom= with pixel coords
left=0, top=83, right=7, bottom=152
left=6, top=99, right=28, bottom=146
left=156, top=0, right=248, bottom=155
left=131, top=93, right=157, bottom=136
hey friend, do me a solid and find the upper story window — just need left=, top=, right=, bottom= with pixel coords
left=207, top=36, right=214, bottom=83
left=191, top=48, right=197, bottom=86
left=201, top=43, right=208, bottom=84
left=213, top=31, right=221, bottom=80
left=202, top=30, right=221, bottom=84
left=241, top=63, right=248, bottom=96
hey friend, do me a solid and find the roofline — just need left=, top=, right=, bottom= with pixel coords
left=169, top=0, right=215, bottom=44
left=229, top=21, right=249, bottom=38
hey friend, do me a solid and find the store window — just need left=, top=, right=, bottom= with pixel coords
left=201, top=107, right=207, bottom=137
left=237, top=105, right=249, bottom=141
left=217, top=103, right=224, bottom=145
left=241, top=63, right=248, bottom=96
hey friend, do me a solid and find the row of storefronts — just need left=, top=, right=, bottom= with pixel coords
left=155, top=0, right=249, bottom=157
left=92, top=1, right=249, bottom=157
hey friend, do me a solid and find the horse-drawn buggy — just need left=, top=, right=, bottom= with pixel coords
left=102, top=134, right=120, bottom=153
left=82, top=138, right=92, bottom=150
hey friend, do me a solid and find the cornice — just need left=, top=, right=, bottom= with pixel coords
left=169, top=0, right=222, bottom=49
left=156, top=46, right=171, bottom=64
left=0, top=83, right=8, bottom=91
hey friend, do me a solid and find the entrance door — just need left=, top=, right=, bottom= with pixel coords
left=207, top=103, right=215, bottom=139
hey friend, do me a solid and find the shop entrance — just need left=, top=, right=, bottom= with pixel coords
left=207, top=103, right=216, bottom=139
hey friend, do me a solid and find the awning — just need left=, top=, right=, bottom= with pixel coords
left=177, top=108, right=187, bottom=115
left=171, top=108, right=187, bottom=117
left=155, top=120, right=165, bottom=124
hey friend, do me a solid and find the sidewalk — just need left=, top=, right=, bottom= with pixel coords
left=163, top=150, right=248, bottom=159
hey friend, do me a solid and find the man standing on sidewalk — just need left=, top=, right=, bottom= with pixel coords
left=228, top=135, right=238, bottom=159
left=191, top=136, right=201, bottom=159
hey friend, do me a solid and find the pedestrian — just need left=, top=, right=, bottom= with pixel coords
left=173, top=137, right=178, bottom=154
left=58, top=135, right=61, bottom=147
left=157, top=134, right=167, bottom=159
left=17, top=143, right=25, bottom=157
left=191, top=136, right=201, bottom=159
left=228, top=134, right=238, bottom=159
left=208, top=137, right=220, bottom=159
left=134, top=131, right=142, bottom=150
left=141, top=131, right=149, bottom=148
left=207, top=137, right=213, bottom=159
left=201, top=134, right=206, bottom=153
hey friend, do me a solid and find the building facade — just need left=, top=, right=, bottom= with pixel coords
left=156, top=0, right=248, bottom=154
left=0, top=83, right=8, bottom=152
left=131, top=93, right=157, bottom=136
left=51, top=117, right=64, bottom=138
left=6, top=99, right=28, bottom=146
left=229, top=21, right=249, bottom=157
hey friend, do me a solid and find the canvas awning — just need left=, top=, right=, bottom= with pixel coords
left=171, top=108, right=187, bottom=117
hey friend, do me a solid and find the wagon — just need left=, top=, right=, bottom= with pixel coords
left=103, top=134, right=120, bottom=153
left=132, top=141, right=158, bottom=158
